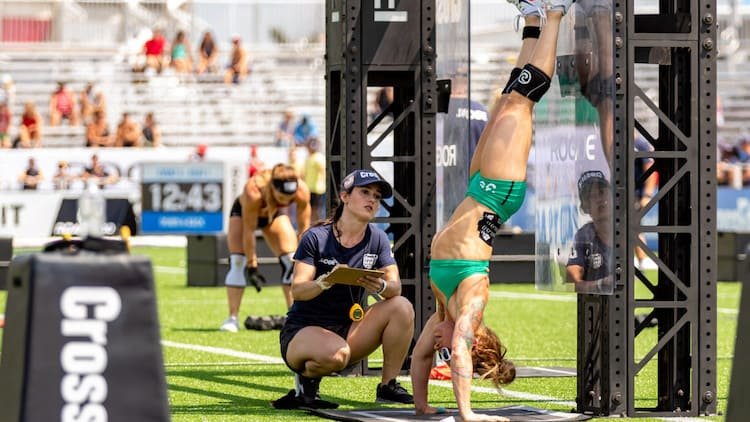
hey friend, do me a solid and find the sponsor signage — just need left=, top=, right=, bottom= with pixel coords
left=0, top=193, right=63, bottom=237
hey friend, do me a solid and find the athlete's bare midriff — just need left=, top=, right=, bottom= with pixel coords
left=431, top=197, right=494, bottom=261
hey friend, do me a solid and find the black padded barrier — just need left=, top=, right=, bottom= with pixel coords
left=717, top=232, right=750, bottom=281
left=0, top=237, right=170, bottom=422
left=727, top=243, right=750, bottom=422
left=186, top=234, right=229, bottom=286
left=186, top=233, right=282, bottom=287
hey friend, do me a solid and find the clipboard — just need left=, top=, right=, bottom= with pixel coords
left=324, top=265, right=384, bottom=286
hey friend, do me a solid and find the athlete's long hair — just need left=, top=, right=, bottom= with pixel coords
left=472, top=326, right=516, bottom=387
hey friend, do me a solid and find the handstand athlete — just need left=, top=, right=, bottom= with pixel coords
left=410, top=1, right=575, bottom=420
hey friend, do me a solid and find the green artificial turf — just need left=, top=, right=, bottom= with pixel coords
left=0, top=246, right=740, bottom=421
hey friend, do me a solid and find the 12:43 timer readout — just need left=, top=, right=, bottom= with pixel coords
left=142, top=182, right=223, bottom=212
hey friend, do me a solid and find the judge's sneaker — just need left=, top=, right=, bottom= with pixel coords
left=219, top=317, right=239, bottom=332
left=376, top=379, right=414, bottom=404
left=545, top=0, right=576, bottom=14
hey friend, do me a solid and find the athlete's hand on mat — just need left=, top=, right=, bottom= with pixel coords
left=461, top=412, right=509, bottom=422
left=358, top=275, right=385, bottom=294
left=415, top=405, right=446, bottom=416
left=244, top=266, right=267, bottom=292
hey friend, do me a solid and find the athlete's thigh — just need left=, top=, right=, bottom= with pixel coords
left=262, top=214, right=297, bottom=255
left=286, top=326, right=349, bottom=370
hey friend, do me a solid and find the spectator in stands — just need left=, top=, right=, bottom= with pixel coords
left=717, top=137, right=750, bottom=188
left=293, top=114, right=319, bottom=146
left=224, top=35, right=249, bottom=85
left=49, top=82, right=79, bottom=126
left=189, top=143, right=208, bottom=161
left=80, top=82, right=106, bottom=124
left=731, top=137, right=750, bottom=186
left=0, top=74, right=15, bottom=108
left=271, top=170, right=413, bottom=409
left=171, top=30, right=193, bottom=74
left=0, top=101, right=11, bottom=148
left=196, top=31, right=218, bottom=75
left=220, top=164, right=311, bottom=332
left=85, top=109, right=113, bottom=147
left=275, top=109, right=296, bottom=147
left=248, top=144, right=266, bottom=177
left=142, top=112, right=162, bottom=147
left=115, top=112, right=143, bottom=147
left=53, top=160, right=74, bottom=190
left=16, top=102, right=42, bottom=148
left=144, top=28, right=167, bottom=74
left=82, top=154, right=118, bottom=188
left=19, top=157, right=43, bottom=190
left=303, top=139, right=326, bottom=222
left=566, top=171, right=612, bottom=293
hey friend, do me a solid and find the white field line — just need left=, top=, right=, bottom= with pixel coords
left=164, top=361, right=277, bottom=367
left=161, top=340, right=284, bottom=364
left=491, top=291, right=739, bottom=316
left=523, top=366, right=576, bottom=376
left=490, top=291, right=576, bottom=302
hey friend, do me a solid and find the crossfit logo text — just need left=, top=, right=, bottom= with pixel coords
left=60, top=287, right=122, bottom=422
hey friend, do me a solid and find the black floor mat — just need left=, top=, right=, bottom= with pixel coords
left=306, top=405, right=591, bottom=421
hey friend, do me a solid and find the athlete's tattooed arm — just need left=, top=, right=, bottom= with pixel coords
left=450, top=295, right=486, bottom=419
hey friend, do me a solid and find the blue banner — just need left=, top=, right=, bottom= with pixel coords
left=141, top=211, right=223, bottom=234
left=717, top=186, right=750, bottom=232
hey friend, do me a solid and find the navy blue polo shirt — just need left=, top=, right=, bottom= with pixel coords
left=567, top=222, right=611, bottom=282
left=288, top=223, right=396, bottom=325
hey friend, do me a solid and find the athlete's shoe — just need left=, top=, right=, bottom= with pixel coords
left=507, top=0, right=546, bottom=31
left=545, top=0, right=575, bottom=14
left=508, top=0, right=545, bottom=16
left=219, top=316, right=239, bottom=333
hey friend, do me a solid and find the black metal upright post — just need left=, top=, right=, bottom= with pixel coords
left=578, top=0, right=717, bottom=417
left=325, top=0, right=438, bottom=374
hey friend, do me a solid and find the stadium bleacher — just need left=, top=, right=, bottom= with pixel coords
left=0, top=45, right=326, bottom=147
left=1, top=38, right=747, bottom=149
